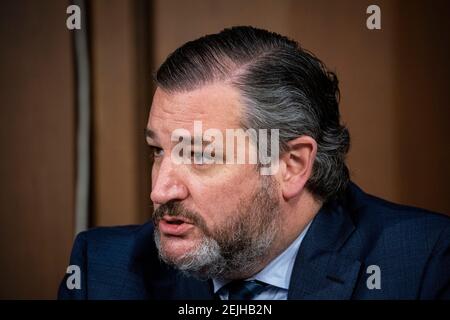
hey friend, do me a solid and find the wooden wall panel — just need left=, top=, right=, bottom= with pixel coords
left=393, top=0, right=450, bottom=213
left=0, top=0, right=75, bottom=299
left=153, top=0, right=292, bottom=67
left=90, top=0, right=152, bottom=226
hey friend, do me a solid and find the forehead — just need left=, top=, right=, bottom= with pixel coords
left=148, top=83, right=243, bottom=140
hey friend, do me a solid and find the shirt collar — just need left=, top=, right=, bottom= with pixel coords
left=212, top=222, right=311, bottom=293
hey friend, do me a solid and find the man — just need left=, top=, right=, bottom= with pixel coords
left=59, top=26, right=450, bottom=300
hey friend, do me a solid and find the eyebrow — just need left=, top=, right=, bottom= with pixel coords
left=145, top=128, right=157, bottom=140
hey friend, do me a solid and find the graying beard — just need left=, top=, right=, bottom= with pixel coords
left=154, top=178, right=280, bottom=280
left=154, top=213, right=279, bottom=280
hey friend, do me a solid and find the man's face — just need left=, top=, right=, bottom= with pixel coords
left=146, top=84, right=282, bottom=278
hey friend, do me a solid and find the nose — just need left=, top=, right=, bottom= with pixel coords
left=150, top=156, right=189, bottom=205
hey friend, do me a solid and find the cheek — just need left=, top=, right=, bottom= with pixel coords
left=189, top=171, right=258, bottom=225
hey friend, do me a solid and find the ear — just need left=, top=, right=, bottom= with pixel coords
left=279, top=136, right=317, bottom=200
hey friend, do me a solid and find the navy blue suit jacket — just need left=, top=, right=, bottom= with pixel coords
left=58, top=182, right=450, bottom=299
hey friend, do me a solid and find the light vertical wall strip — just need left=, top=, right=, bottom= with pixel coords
left=73, top=0, right=91, bottom=235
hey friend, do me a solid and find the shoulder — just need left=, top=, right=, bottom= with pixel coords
left=346, top=182, right=450, bottom=240
left=72, top=222, right=156, bottom=263
left=58, top=222, right=158, bottom=299
left=342, top=183, right=450, bottom=298
left=74, top=223, right=148, bottom=247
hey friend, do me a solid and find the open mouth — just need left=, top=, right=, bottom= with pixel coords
left=162, top=215, right=192, bottom=225
left=158, top=215, right=194, bottom=236
left=165, top=219, right=184, bottom=225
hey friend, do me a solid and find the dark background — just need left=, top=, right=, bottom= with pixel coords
left=0, top=0, right=449, bottom=299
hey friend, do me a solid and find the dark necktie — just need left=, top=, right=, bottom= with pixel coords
left=223, top=280, right=269, bottom=300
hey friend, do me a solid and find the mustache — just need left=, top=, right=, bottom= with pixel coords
left=152, top=201, right=207, bottom=230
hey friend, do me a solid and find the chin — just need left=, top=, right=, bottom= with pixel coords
left=159, top=234, right=199, bottom=261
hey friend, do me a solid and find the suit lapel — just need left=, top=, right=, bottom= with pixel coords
left=288, top=196, right=362, bottom=300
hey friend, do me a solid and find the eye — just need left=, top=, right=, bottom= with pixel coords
left=151, top=146, right=164, bottom=158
